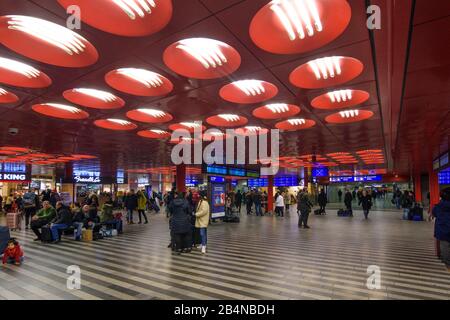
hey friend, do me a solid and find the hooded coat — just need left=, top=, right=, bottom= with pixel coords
left=169, top=198, right=192, bottom=234
left=433, top=200, right=450, bottom=242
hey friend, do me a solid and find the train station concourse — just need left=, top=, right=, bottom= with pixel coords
left=0, top=0, right=449, bottom=305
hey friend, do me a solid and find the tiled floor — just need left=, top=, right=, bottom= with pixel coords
left=1, top=205, right=449, bottom=300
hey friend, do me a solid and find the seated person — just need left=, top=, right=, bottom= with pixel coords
left=71, top=203, right=85, bottom=241
left=50, top=201, right=73, bottom=243
left=2, top=238, right=23, bottom=265
left=100, top=198, right=123, bottom=234
left=31, top=201, right=56, bottom=241
left=83, top=204, right=98, bottom=230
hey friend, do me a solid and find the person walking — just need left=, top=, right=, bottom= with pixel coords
left=344, top=188, right=353, bottom=216
left=124, top=189, right=138, bottom=224
left=245, top=191, right=253, bottom=215
left=431, top=187, right=450, bottom=272
left=318, top=189, right=327, bottom=214
left=254, top=190, right=263, bottom=216
left=136, top=190, right=149, bottom=224
left=338, top=189, right=343, bottom=203
left=195, top=191, right=210, bottom=254
left=168, top=192, right=192, bottom=254
left=297, top=188, right=313, bottom=228
left=359, top=190, right=373, bottom=219
left=275, top=191, right=285, bottom=217
left=235, top=190, right=242, bottom=213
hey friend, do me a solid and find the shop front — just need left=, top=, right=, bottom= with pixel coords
left=0, top=162, right=32, bottom=197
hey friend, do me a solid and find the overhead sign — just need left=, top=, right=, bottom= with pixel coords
left=312, top=167, right=329, bottom=177
left=202, top=164, right=260, bottom=178
left=73, top=170, right=101, bottom=184
left=438, top=170, right=450, bottom=185
left=330, top=175, right=382, bottom=183
left=0, top=162, right=31, bottom=182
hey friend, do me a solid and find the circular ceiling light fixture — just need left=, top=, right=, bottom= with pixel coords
left=252, top=103, right=301, bottom=119
left=0, top=57, right=51, bottom=88
left=0, top=87, right=19, bottom=104
left=311, top=89, right=369, bottom=109
left=327, top=152, right=351, bottom=157
left=0, top=15, right=98, bottom=67
left=71, top=154, right=97, bottom=159
left=219, top=79, right=278, bottom=104
left=234, top=126, right=269, bottom=136
left=206, top=114, right=248, bottom=127
left=356, top=149, right=383, bottom=155
left=168, top=122, right=205, bottom=133
left=105, top=68, right=173, bottom=96
left=0, top=150, right=18, bottom=155
left=249, top=0, right=351, bottom=54
left=325, top=109, right=373, bottom=124
left=275, top=118, right=316, bottom=130
left=57, top=0, right=173, bottom=37
left=290, top=56, right=363, bottom=89
left=202, top=130, right=227, bottom=141
left=32, top=103, right=89, bottom=120
left=163, top=37, right=241, bottom=79
left=126, top=108, right=173, bottom=123
left=137, top=129, right=171, bottom=139
left=94, top=118, right=137, bottom=131
left=63, top=88, right=125, bottom=110
left=0, top=146, right=31, bottom=153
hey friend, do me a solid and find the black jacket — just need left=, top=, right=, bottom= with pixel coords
left=168, top=198, right=192, bottom=234
left=72, top=209, right=85, bottom=223
left=53, top=206, right=73, bottom=225
left=433, top=200, right=450, bottom=242
left=344, top=192, right=353, bottom=207
left=318, top=192, right=327, bottom=206
left=124, top=194, right=138, bottom=210
left=359, top=195, right=372, bottom=211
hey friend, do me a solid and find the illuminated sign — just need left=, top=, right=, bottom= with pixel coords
left=0, top=173, right=28, bottom=181
left=330, top=175, right=382, bottom=183
left=246, top=170, right=260, bottom=178
left=0, top=162, right=31, bottom=182
left=439, top=170, right=450, bottom=185
left=248, top=176, right=299, bottom=187
left=228, top=168, right=245, bottom=176
left=209, top=176, right=225, bottom=183
left=312, top=167, right=329, bottom=177
left=73, top=170, right=101, bottom=184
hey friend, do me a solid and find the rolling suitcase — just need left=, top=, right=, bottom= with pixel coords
left=6, top=211, right=22, bottom=231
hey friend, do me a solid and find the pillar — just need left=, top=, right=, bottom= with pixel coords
left=267, top=175, right=274, bottom=213
left=429, top=169, right=440, bottom=211
left=414, top=173, right=422, bottom=202
left=176, top=164, right=186, bottom=193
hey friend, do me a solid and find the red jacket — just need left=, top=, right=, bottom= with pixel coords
left=2, top=244, right=23, bottom=264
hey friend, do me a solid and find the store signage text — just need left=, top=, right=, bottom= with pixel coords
left=74, top=175, right=101, bottom=183
left=0, top=173, right=28, bottom=181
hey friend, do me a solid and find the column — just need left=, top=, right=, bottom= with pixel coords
left=267, top=175, right=274, bottom=213
left=414, top=173, right=422, bottom=202
left=176, top=164, right=186, bottom=193
left=429, top=169, right=440, bottom=211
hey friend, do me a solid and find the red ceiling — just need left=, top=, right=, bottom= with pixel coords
left=0, top=0, right=447, bottom=177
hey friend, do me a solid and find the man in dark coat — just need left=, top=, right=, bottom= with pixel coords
left=168, top=192, right=192, bottom=254
left=50, top=201, right=73, bottom=243
left=297, top=188, right=313, bottom=229
left=344, top=189, right=353, bottom=216
left=317, top=189, right=327, bottom=214
left=432, top=187, right=450, bottom=271
left=124, top=189, right=138, bottom=224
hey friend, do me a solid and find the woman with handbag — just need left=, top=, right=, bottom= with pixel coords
left=195, top=191, right=210, bottom=254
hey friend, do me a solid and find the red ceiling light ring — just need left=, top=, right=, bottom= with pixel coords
left=137, top=129, right=171, bottom=139
left=356, top=149, right=383, bottom=155
left=63, top=88, right=125, bottom=110
left=234, top=127, right=269, bottom=136
left=105, top=68, right=173, bottom=96
left=275, top=118, right=316, bottom=131
left=163, top=38, right=241, bottom=79
left=71, top=154, right=97, bottom=159
left=32, top=103, right=89, bottom=120
left=219, top=80, right=278, bottom=104
left=56, top=156, right=78, bottom=161
left=0, top=150, right=17, bottom=155
left=290, top=56, right=364, bottom=89
left=0, top=15, right=98, bottom=67
left=94, top=119, right=137, bottom=131
left=206, top=115, right=248, bottom=127
left=326, top=152, right=351, bottom=157
left=28, top=153, right=52, bottom=158
left=168, top=123, right=205, bottom=133
left=57, top=0, right=173, bottom=37
left=311, top=89, right=370, bottom=109
left=0, top=88, right=19, bottom=104
left=0, top=146, right=31, bottom=153
left=325, top=110, right=374, bottom=124
left=252, top=103, right=301, bottom=120
left=0, top=57, right=52, bottom=88
left=249, top=0, right=352, bottom=54
left=126, top=109, right=173, bottom=123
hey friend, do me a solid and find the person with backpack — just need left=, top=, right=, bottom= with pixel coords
left=359, top=189, right=373, bottom=219
left=297, top=188, right=313, bottom=228
left=432, top=187, right=450, bottom=271
left=23, top=189, right=39, bottom=229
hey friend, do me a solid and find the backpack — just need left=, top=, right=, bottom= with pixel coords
left=23, top=192, right=36, bottom=208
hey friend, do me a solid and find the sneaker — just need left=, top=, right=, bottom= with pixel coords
left=201, top=245, right=206, bottom=254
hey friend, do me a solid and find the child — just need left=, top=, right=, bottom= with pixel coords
left=2, top=238, right=24, bottom=265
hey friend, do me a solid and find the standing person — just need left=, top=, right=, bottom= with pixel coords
left=124, top=189, right=138, bottom=224
left=168, top=192, right=192, bottom=254
left=432, top=187, right=450, bottom=272
left=49, top=190, right=60, bottom=209
left=344, top=188, right=353, bottom=216
left=352, top=189, right=357, bottom=201
left=359, top=190, right=373, bottom=219
left=245, top=191, right=253, bottom=215
left=275, top=191, right=285, bottom=217
left=401, top=190, right=413, bottom=219
left=338, top=189, right=343, bottom=202
left=30, top=201, right=56, bottom=241
left=23, top=189, right=39, bottom=229
left=4, top=193, right=13, bottom=213
left=297, top=188, right=313, bottom=228
left=136, top=190, right=149, bottom=224
left=0, top=194, right=3, bottom=212
left=195, top=191, right=210, bottom=254
left=254, top=190, right=263, bottom=216
left=394, top=189, right=402, bottom=209
left=318, top=189, right=327, bottom=214
left=50, top=201, right=73, bottom=243
left=235, top=190, right=242, bottom=213
left=284, top=191, right=291, bottom=214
